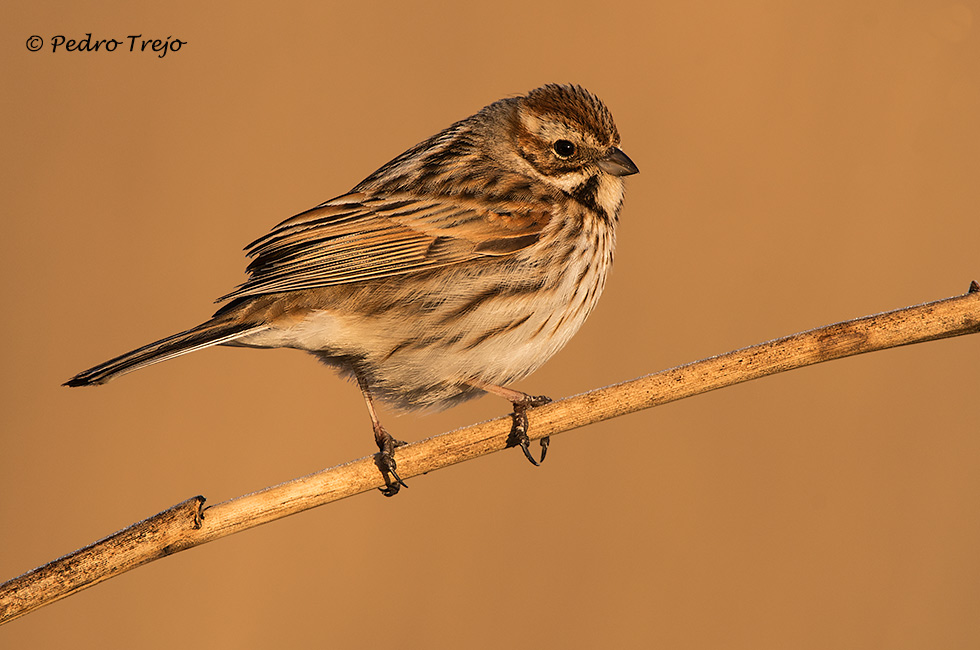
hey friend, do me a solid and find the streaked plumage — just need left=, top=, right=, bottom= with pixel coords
left=65, top=84, right=638, bottom=494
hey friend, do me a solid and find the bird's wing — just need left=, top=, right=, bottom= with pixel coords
left=217, top=191, right=551, bottom=301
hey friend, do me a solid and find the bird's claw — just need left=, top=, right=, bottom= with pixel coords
left=509, top=395, right=552, bottom=466
left=374, top=428, right=408, bottom=497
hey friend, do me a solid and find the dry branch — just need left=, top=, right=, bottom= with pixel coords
left=2, top=284, right=978, bottom=624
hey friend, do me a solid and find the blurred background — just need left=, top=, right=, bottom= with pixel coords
left=2, top=1, right=978, bottom=648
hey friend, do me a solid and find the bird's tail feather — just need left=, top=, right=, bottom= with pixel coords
left=64, top=320, right=268, bottom=387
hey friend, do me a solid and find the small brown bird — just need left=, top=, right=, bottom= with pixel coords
left=65, top=84, right=638, bottom=495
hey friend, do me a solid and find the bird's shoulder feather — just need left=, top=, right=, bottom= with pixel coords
left=217, top=191, right=551, bottom=302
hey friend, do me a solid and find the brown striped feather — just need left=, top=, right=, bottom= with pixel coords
left=219, top=192, right=553, bottom=301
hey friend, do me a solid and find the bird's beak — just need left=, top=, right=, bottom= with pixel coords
left=597, top=147, right=639, bottom=176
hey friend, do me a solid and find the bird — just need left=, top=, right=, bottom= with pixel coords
left=65, top=83, right=639, bottom=495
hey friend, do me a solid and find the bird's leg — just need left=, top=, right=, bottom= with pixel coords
left=470, top=381, right=552, bottom=466
left=356, top=376, right=408, bottom=497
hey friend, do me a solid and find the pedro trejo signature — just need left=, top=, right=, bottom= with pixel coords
left=36, top=33, right=186, bottom=58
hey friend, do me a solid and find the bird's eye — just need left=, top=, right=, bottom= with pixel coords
left=552, top=139, right=576, bottom=158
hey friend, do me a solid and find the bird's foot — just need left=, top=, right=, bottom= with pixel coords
left=373, top=425, right=409, bottom=497
left=508, top=394, right=552, bottom=466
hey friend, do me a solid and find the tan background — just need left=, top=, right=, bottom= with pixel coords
left=2, top=1, right=978, bottom=648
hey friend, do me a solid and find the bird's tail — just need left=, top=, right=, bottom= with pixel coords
left=64, top=319, right=268, bottom=387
